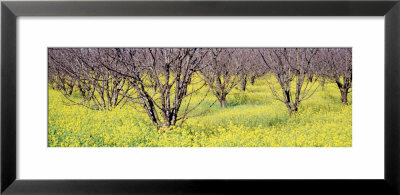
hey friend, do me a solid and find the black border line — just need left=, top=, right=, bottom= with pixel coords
left=2, top=1, right=400, bottom=194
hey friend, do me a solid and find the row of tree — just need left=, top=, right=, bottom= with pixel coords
left=48, top=48, right=352, bottom=130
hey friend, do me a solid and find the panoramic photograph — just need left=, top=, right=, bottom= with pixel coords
left=48, top=48, right=352, bottom=147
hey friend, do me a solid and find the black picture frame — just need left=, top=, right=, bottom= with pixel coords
left=1, top=0, right=399, bottom=194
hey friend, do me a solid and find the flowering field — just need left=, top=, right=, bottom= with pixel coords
left=48, top=77, right=352, bottom=147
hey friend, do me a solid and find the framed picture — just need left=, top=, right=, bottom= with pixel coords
left=2, top=0, right=399, bottom=194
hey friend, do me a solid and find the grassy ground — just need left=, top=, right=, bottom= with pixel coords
left=48, top=77, right=352, bottom=147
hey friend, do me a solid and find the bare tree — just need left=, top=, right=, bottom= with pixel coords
left=320, top=48, right=352, bottom=104
left=234, top=49, right=260, bottom=91
left=80, top=48, right=133, bottom=110
left=199, top=48, right=241, bottom=107
left=49, top=47, right=351, bottom=130
left=48, top=49, right=77, bottom=96
left=249, top=50, right=267, bottom=86
left=258, top=48, right=320, bottom=114
left=103, top=48, right=210, bottom=131
left=249, top=68, right=267, bottom=86
left=48, top=48, right=131, bottom=110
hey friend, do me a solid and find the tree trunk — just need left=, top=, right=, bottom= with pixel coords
left=67, top=86, right=73, bottom=96
left=320, top=78, right=325, bottom=90
left=219, top=97, right=227, bottom=108
left=284, top=102, right=298, bottom=115
left=290, top=107, right=298, bottom=115
left=240, top=74, right=247, bottom=91
left=341, top=88, right=348, bottom=105
left=51, top=82, right=56, bottom=89
left=250, top=75, right=256, bottom=85
left=308, top=75, right=313, bottom=82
